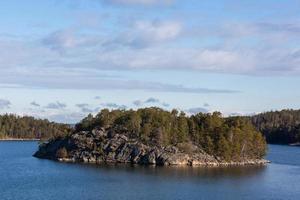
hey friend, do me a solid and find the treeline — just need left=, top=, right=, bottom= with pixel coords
left=2, top=107, right=299, bottom=147
left=75, top=108, right=267, bottom=161
left=0, top=114, right=71, bottom=139
left=250, top=109, right=300, bottom=144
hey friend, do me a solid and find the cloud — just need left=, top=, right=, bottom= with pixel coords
left=30, top=101, right=40, bottom=107
left=45, top=101, right=67, bottom=109
left=255, top=22, right=300, bottom=35
left=186, top=107, right=209, bottom=115
left=75, top=103, right=96, bottom=113
left=0, top=69, right=239, bottom=94
left=108, top=20, right=182, bottom=48
left=203, top=103, right=210, bottom=107
left=162, top=102, right=170, bottom=107
left=206, top=21, right=300, bottom=40
left=2, top=20, right=300, bottom=77
left=145, top=97, right=160, bottom=103
left=0, top=99, right=11, bottom=109
left=82, top=107, right=96, bottom=113
left=133, top=97, right=171, bottom=107
left=136, top=82, right=238, bottom=94
left=103, top=0, right=174, bottom=6
left=133, top=100, right=143, bottom=106
left=76, top=103, right=89, bottom=108
left=102, top=103, right=127, bottom=109
left=42, top=29, right=77, bottom=52
left=94, top=96, right=101, bottom=100
left=42, top=29, right=101, bottom=52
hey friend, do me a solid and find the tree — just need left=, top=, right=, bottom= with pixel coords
left=250, top=109, right=300, bottom=144
left=70, top=107, right=267, bottom=160
left=0, top=114, right=70, bottom=139
left=216, top=136, right=231, bottom=161
left=176, top=112, right=188, bottom=143
left=150, top=127, right=163, bottom=146
left=127, top=112, right=142, bottom=137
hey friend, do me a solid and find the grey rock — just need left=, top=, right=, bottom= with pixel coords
left=34, top=128, right=269, bottom=167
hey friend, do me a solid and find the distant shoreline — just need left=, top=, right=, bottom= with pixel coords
left=0, top=138, right=40, bottom=141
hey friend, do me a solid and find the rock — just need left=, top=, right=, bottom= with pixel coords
left=166, top=153, right=190, bottom=165
left=164, top=146, right=178, bottom=153
left=34, top=127, right=270, bottom=167
left=145, top=150, right=157, bottom=165
left=92, top=127, right=107, bottom=138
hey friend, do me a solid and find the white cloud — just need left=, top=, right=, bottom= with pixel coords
left=1, top=20, right=300, bottom=87
left=107, top=20, right=182, bottom=48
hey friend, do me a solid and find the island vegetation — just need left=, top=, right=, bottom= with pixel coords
left=34, top=108, right=268, bottom=166
left=0, top=114, right=71, bottom=140
left=75, top=108, right=267, bottom=160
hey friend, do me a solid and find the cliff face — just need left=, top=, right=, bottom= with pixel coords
left=34, top=127, right=269, bottom=167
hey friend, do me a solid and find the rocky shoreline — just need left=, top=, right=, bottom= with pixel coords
left=34, top=127, right=269, bottom=167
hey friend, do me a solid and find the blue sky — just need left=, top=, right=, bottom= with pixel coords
left=0, top=0, right=300, bottom=123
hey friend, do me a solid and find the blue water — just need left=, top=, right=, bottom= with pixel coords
left=1, top=142, right=300, bottom=200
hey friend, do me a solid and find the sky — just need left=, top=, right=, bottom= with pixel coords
left=0, top=0, right=300, bottom=123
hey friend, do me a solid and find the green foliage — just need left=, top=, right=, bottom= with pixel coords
left=250, top=109, right=300, bottom=144
left=217, top=136, right=231, bottom=161
left=75, top=107, right=267, bottom=160
left=0, top=114, right=71, bottom=139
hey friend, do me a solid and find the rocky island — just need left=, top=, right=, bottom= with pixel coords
left=34, top=108, right=269, bottom=166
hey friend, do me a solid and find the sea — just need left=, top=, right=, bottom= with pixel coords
left=1, top=142, right=300, bottom=200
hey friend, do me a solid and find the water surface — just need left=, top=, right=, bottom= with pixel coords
left=1, top=142, right=300, bottom=200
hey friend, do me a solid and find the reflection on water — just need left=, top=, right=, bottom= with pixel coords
left=0, top=142, right=300, bottom=200
left=77, top=163, right=267, bottom=181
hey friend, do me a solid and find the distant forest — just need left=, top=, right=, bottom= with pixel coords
left=1, top=108, right=300, bottom=146
left=249, top=109, right=300, bottom=144
left=0, top=114, right=71, bottom=139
